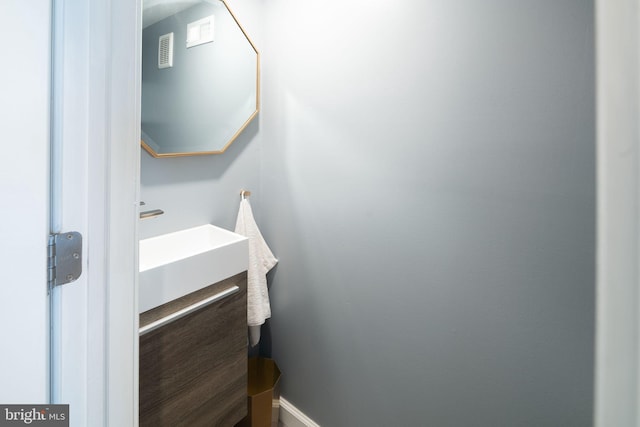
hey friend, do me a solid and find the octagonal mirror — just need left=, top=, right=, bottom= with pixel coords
left=141, top=0, right=259, bottom=157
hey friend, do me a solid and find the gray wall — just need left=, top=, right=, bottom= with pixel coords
left=260, top=1, right=595, bottom=426
left=139, top=0, right=265, bottom=239
left=141, top=0, right=595, bottom=425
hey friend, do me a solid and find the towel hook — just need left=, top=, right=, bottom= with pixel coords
left=240, top=190, right=251, bottom=200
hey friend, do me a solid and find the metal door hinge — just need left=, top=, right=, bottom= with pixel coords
left=48, top=232, right=82, bottom=290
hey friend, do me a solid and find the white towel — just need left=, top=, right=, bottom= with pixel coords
left=235, top=198, right=278, bottom=347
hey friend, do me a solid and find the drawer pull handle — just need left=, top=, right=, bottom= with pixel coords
left=139, top=285, right=240, bottom=336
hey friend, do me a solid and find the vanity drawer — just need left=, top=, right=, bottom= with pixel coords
left=139, top=272, right=247, bottom=427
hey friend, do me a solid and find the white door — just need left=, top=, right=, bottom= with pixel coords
left=0, top=0, right=52, bottom=403
left=0, top=0, right=141, bottom=425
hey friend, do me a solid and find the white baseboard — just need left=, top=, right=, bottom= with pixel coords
left=279, top=397, right=321, bottom=427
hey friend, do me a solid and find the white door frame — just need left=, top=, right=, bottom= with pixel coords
left=595, top=0, right=640, bottom=426
left=51, top=0, right=141, bottom=425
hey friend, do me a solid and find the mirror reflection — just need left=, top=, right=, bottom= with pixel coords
left=141, top=0, right=259, bottom=157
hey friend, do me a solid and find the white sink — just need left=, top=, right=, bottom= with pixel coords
left=139, top=224, right=248, bottom=313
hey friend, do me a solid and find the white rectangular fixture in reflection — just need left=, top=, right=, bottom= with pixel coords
left=158, top=32, right=174, bottom=69
left=186, top=15, right=214, bottom=48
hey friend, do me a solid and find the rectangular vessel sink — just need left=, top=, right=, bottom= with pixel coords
left=139, top=224, right=248, bottom=313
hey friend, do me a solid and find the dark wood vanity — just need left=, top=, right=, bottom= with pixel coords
left=139, top=272, right=248, bottom=427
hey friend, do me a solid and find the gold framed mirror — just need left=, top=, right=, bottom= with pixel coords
left=141, top=0, right=259, bottom=157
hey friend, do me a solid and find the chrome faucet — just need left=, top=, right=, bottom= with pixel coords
left=139, top=201, right=164, bottom=220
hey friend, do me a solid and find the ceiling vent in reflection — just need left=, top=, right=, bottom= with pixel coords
left=158, top=32, right=174, bottom=69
